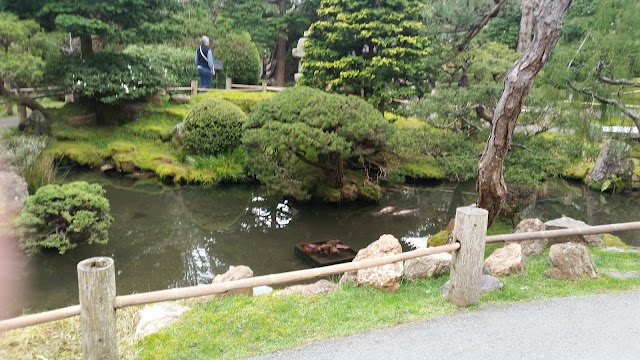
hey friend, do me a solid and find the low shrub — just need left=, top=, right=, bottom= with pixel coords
left=17, top=181, right=113, bottom=255
left=182, top=98, right=247, bottom=155
left=2, top=134, right=57, bottom=193
left=124, top=45, right=195, bottom=88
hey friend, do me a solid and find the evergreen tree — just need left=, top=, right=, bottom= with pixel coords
left=301, top=0, right=430, bottom=108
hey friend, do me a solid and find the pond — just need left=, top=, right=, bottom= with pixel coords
left=8, top=174, right=640, bottom=316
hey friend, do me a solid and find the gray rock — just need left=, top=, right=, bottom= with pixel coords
left=135, top=303, right=188, bottom=340
left=340, top=234, right=404, bottom=292
left=403, top=253, right=452, bottom=280
left=205, top=265, right=254, bottom=299
left=545, top=216, right=604, bottom=247
left=274, top=280, right=336, bottom=297
left=509, top=218, right=548, bottom=257
left=588, top=140, right=634, bottom=191
left=484, top=244, right=525, bottom=276
left=440, top=275, right=503, bottom=296
left=600, top=270, right=640, bottom=280
left=545, top=243, right=598, bottom=281
left=21, top=110, right=50, bottom=135
left=170, top=94, right=191, bottom=104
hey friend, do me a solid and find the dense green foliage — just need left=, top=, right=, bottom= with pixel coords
left=183, top=98, right=247, bottom=155
left=17, top=181, right=113, bottom=255
left=301, top=0, right=430, bottom=107
left=214, top=32, right=261, bottom=85
left=33, top=0, right=181, bottom=49
left=49, top=52, right=166, bottom=104
left=124, top=45, right=195, bottom=88
left=243, top=86, right=392, bottom=200
left=0, top=12, right=45, bottom=88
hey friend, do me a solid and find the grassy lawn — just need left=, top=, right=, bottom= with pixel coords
left=133, top=247, right=640, bottom=360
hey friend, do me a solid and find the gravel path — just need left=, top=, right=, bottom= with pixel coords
left=247, top=291, right=640, bottom=360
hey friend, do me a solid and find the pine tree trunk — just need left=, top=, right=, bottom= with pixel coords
left=517, top=0, right=538, bottom=52
left=477, top=0, right=573, bottom=226
left=275, top=0, right=287, bottom=86
left=80, top=35, right=93, bottom=56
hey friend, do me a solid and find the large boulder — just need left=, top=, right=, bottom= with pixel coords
left=207, top=265, right=254, bottom=299
left=403, top=253, right=452, bottom=280
left=508, top=218, right=548, bottom=257
left=544, top=243, right=598, bottom=281
left=588, top=139, right=634, bottom=191
left=484, top=244, right=525, bottom=276
left=340, top=234, right=404, bottom=292
left=274, top=280, right=336, bottom=297
left=21, top=110, right=50, bottom=135
left=544, top=216, right=604, bottom=247
left=135, top=303, right=189, bottom=340
left=440, top=275, right=503, bottom=296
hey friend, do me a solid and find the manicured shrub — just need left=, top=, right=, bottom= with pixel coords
left=243, top=86, right=392, bottom=200
left=17, top=181, right=113, bottom=255
left=124, top=44, right=195, bottom=87
left=182, top=98, right=247, bottom=155
left=213, top=32, right=261, bottom=85
left=47, top=52, right=166, bottom=104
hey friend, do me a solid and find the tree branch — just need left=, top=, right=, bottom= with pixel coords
left=568, top=81, right=640, bottom=130
left=594, top=61, right=640, bottom=87
left=455, top=0, right=509, bottom=53
left=0, top=75, right=46, bottom=114
left=474, top=105, right=494, bottom=124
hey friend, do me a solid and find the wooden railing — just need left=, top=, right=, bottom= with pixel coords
left=1, top=206, right=640, bottom=360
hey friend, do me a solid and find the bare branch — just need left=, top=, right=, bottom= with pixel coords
left=568, top=81, right=640, bottom=130
left=594, top=61, right=640, bottom=87
left=474, top=105, right=494, bottom=124
left=456, top=0, right=509, bottom=53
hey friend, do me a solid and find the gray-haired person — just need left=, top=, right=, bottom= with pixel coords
left=195, top=36, right=214, bottom=88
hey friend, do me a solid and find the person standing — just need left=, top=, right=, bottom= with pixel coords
left=195, top=36, right=214, bottom=89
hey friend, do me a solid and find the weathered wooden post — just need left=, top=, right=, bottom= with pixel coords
left=225, top=77, right=232, bottom=90
left=448, top=206, right=488, bottom=307
left=3, top=80, right=13, bottom=115
left=261, top=80, right=267, bottom=92
left=77, top=257, right=118, bottom=360
left=17, top=105, right=27, bottom=125
left=190, top=80, right=198, bottom=96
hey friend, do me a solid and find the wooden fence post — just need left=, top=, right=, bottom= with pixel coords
left=3, top=80, right=13, bottom=115
left=191, top=81, right=198, bottom=96
left=261, top=80, right=267, bottom=92
left=77, top=257, right=118, bottom=360
left=17, top=105, right=27, bottom=125
left=225, top=77, right=232, bottom=90
left=448, top=206, right=488, bottom=307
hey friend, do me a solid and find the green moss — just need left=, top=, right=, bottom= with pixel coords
left=562, top=161, right=594, bottom=181
left=122, top=113, right=182, bottom=141
left=402, top=156, right=446, bottom=180
left=316, top=185, right=342, bottom=203
left=601, top=234, right=630, bottom=249
left=428, top=230, right=449, bottom=247
left=487, top=218, right=514, bottom=236
left=46, top=141, right=103, bottom=167
left=633, top=158, right=640, bottom=182
left=357, top=184, right=382, bottom=202
left=193, top=90, right=273, bottom=113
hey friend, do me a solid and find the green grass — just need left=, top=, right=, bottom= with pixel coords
left=40, top=96, right=248, bottom=184
left=135, top=247, right=640, bottom=360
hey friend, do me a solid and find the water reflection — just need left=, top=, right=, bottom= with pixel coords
left=16, top=176, right=640, bottom=314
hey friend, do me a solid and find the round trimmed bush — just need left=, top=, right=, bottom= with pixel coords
left=17, top=181, right=113, bottom=255
left=182, top=98, right=247, bottom=155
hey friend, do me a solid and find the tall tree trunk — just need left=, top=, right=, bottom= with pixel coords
left=274, top=0, right=287, bottom=86
left=517, top=0, right=538, bottom=52
left=80, top=35, right=93, bottom=56
left=477, top=0, right=573, bottom=226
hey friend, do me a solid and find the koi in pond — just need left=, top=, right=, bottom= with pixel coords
left=376, top=206, right=395, bottom=215
left=392, top=209, right=418, bottom=216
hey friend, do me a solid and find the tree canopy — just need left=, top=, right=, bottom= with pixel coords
left=301, top=0, right=431, bottom=108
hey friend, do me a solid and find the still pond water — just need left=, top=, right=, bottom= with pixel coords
left=12, top=174, right=640, bottom=315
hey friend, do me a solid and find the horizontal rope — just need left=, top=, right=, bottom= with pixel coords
left=486, top=221, right=640, bottom=243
